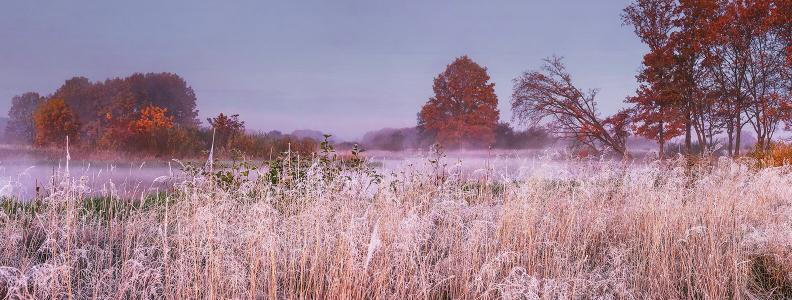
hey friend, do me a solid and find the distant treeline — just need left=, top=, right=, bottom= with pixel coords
left=5, top=72, right=561, bottom=159
left=4, top=74, right=316, bottom=158
left=360, top=123, right=552, bottom=151
left=0, top=117, right=7, bottom=140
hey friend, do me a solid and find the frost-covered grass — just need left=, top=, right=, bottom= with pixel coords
left=0, top=157, right=790, bottom=299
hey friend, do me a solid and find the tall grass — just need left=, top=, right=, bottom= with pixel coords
left=0, top=156, right=790, bottom=298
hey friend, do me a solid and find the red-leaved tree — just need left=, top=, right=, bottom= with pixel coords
left=418, top=56, right=500, bottom=148
left=623, top=0, right=686, bottom=158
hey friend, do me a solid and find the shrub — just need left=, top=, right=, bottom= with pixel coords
left=749, top=141, right=792, bottom=167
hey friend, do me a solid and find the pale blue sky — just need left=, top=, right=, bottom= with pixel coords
left=0, top=0, right=646, bottom=140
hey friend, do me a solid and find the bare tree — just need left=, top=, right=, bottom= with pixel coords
left=743, top=29, right=789, bottom=152
left=511, top=56, right=630, bottom=156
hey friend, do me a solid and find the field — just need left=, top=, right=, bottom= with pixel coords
left=0, top=153, right=791, bottom=299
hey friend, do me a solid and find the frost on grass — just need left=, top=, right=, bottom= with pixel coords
left=0, top=157, right=791, bottom=299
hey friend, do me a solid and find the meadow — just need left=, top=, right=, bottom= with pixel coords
left=0, top=149, right=790, bottom=299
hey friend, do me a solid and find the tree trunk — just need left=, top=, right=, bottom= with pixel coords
left=757, top=136, right=765, bottom=154
left=762, top=132, right=771, bottom=154
left=735, top=124, right=742, bottom=156
left=698, top=130, right=707, bottom=156
left=684, top=116, right=692, bottom=156
left=658, top=121, right=665, bottom=160
left=726, top=123, right=734, bottom=157
left=693, top=116, right=707, bottom=156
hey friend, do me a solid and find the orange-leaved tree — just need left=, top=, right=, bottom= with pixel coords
left=33, top=98, right=80, bottom=147
left=129, top=105, right=174, bottom=135
left=128, top=105, right=175, bottom=154
left=418, top=56, right=500, bottom=148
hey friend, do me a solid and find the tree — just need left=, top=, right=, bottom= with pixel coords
left=494, top=122, right=553, bottom=149
left=626, top=86, right=685, bottom=158
left=93, top=87, right=138, bottom=150
left=418, top=56, right=500, bottom=148
left=33, top=99, right=80, bottom=147
left=624, top=0, right=731, bottom=156
left=5, top=92, right=44, bottom=143
left=512, top=56, right=630, bottom=156
left=128, top=105, right=175, bottom=154
left=705, top=3, right=747, bottom=156
left=623, top=0, right=686, bottom=158
left=771, top=0, right=792, bottom=65
left=125, top=73, right=200, bottom=127
left=207, top=113, right=245, bottom=149
left=709, top=0, right=789, bottom=153
left=625, top=0, right=791, bottom=156
left=51, top=77, right=98, bottom=128
left=49, top=73, right=201, bottom=148
left=743, top=32, right=789, bottom=152
left=382, top=131, right=406, bottom=151
left=361, top=127, right=420, bottom=150
left=129, top=106, right=175, bottom=135
left=494, top=122, right=517, bottom=149
left=703, top=0, right=788, bottom=156
left=673, top=0, right=721, bottom=155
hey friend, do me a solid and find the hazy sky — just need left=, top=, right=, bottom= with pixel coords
left=0, top=0, right=646, bottom=140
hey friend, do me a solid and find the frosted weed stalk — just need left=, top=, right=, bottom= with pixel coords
left=0, top=154, right=790, bottom=299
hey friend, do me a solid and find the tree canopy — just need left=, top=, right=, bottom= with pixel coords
left=208, top=113, right=246, bottom=149
left=33, top=98, right=81, bottom=147
left=5, top=72, right=317, bottom=158
left=418, top=56, right=500, bottom=148
left=5, top=92, right=45, bottom=143
left=49, top=73, right=199, bottom=146
left=623, top=0, right=791, bottom=156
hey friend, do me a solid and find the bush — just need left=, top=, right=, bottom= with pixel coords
left=228, top=131, right=317, bottom=159
left=750, top=141, right=792, bottom=167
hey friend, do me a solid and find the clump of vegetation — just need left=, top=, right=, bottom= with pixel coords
left=4, top=74, right=319, bottom=159
left=750, top=141, right=792, bottom=168
left=176, top=134, right=380, bottom=190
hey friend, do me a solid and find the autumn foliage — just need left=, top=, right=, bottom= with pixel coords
left=5, top=3, right=790, bottom=159
left=7, top=73, right=318, bottom=158
left=123, top=106, right=175, bottom=154
left=418, top=56, right=500, bottom=148
left=33, top=98, right=80, bottom=147
left=623, top=0, right=791, bottom=157
left=129, top=106, right=175, bottom=135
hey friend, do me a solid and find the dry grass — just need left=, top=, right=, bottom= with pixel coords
left=0, top=157, right=790, bottom=299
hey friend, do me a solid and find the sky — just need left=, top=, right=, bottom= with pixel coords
left=0, top=0, right=647, bottom=141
